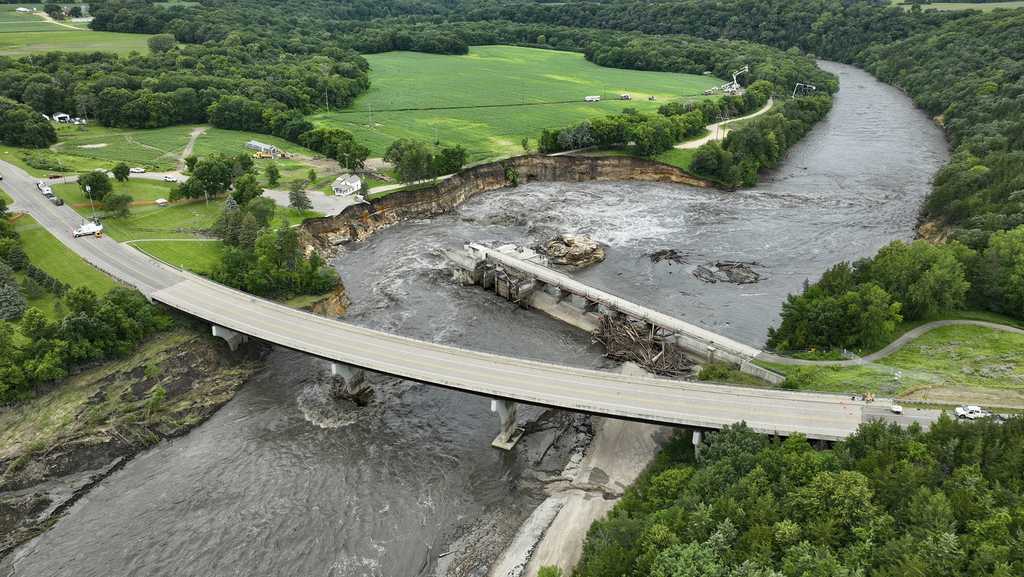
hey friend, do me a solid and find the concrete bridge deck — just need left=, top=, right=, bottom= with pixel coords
left=154, top=273, right=867, bottom=441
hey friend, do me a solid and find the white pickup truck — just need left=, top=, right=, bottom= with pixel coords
left=954, top=405, right=990, bottom=420
left=73, top=221, right=103, bottom=238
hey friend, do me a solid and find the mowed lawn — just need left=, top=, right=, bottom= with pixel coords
left=311, top=45, right=722, bottom=162
left=12, top=215, right=117, bottom=294
left=52, top=124, right=196, bottom=170
left=760, top=325, right=1024, bottom=405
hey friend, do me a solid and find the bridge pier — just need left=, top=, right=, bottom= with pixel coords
left=329, top=362, right=368, bottom=399
left=490, top=399, right=524, bottom=450
left=211, top=324, right=248, bottom=351
left=692, top=430, right=703, bottom=461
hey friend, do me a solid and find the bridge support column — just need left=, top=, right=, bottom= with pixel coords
left=692, top=430, right=703, bottom=461
left=557, top=288, right=573, bottom=303
left=490, top=399, right=524, bottom=450
left=329, top=362, right=367, bottom=399
left=211, top=324, right=248, bottom=351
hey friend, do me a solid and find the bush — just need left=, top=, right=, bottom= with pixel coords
left=0, top=282, right=28, bottom=321
left=21, top=152, right=64, bottom=171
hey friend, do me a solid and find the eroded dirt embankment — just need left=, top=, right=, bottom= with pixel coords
left=301, top=155, right=711, bottom=252
left=0, top=329, right=269, bottom=558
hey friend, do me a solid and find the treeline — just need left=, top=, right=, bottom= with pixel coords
left=539, top=81, right=773, bottom=155
left=573, top=418, right=1024, bottom=577
left=0, top=199, right=172, bottom=401
left=0, top=97, right=56, bottom=148
left=0, top=43, right=368, bottom=138
left=692, top=94, right=832, bottom=187
left=768, top=232, right=1024, bottom=352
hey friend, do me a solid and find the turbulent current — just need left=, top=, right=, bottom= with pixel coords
left=2, top=62, right=947, bottom=577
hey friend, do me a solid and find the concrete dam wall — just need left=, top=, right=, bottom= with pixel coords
left=301, top=155, right=712, bottom=251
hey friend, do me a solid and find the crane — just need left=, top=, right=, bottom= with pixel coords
left=703, top=64, right=750, bottom=96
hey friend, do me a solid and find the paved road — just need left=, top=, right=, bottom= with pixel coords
left=675, top=97, right=775, bottom=150
left=759, top=319, right=1024, bottom=367
left=1, top=161, right=183, bottom=293
left=1, top=158, right=934, bottom=441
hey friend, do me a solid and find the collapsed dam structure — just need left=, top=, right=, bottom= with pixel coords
left=446, top=243, right=785, bottom=386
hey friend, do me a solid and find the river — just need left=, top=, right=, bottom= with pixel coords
left=2, top=62, right=947, bottom=577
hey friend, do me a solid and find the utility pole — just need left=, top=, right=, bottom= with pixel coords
left=85, top=184, right=95, bottom=221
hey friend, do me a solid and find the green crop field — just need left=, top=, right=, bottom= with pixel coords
left=310, top=45, right=722, bottom=162
left=53, top=179, right=176, bottom=208
left=0, top=5, right=151, bottom=56
left=190, top=128, right=317, bottom=159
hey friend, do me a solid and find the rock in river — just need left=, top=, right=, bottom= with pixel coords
left=539, top=234, right=605, bottom=268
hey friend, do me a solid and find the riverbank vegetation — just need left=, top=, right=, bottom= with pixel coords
left=1, top=206, right=172, bottom=403
left=571, top=418, right=1024, bottom=577
left=762, top=325, right=1024, bottom=405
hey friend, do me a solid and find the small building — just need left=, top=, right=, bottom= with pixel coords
left=584, top=95, right=601, bottom=102
left=52, top=112, right=71, bottom=123
left=331, top=174, right=362, bottom=197
left=244, top=140, right=279, bottom=157
left=16, top=7, right=32, bottom=13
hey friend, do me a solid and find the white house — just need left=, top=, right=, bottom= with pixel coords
left=16, top=7, right=33, bottom=13
left=52, top=112, right=71, bottom=123
left=331, top=174, right=362, bottom=197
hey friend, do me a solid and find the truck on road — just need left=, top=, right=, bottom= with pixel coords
left=73, top=221, right=103, bottom=238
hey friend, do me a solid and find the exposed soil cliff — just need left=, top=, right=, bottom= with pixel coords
left=302, top=155, right=711, bottom=254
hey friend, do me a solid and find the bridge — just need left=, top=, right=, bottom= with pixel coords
left=1, top=159, right=934, bottom=449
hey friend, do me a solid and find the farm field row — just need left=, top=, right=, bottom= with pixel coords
left=891, top=0, right=1024, bottom=10
left=311, top=45, right=722, bottom=162
left=0, top=4, right=150, bottom=56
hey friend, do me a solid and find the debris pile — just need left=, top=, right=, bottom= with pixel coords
left=592, top=315, right=694, bottom=377
left=693, top=261, right=762, bottom=284
left=538, top=234, right=605, bottom=268
left=647, top=248, right=689, bottom=265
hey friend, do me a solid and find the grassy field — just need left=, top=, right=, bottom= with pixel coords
left=12, top=215, right=117, bottom=295
left=311, top=45, right=722, bottom=162
left=130, top=239, right=225, bottom=274
left=0, top=5, right=151, bottom=56
left=892, top=0, right=1024, bottom=10
left=761, top=325, right=1024, bottom=406
left=51, top=124, right=196, bottom=170
left=191, top=128, right=341, bottom=189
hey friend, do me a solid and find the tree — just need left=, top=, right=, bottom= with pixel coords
left=433, top=144, right=467, bottom=176
left=521, top=137, right=532, bottom=153
left=0, top=97, right=57, bottom=148
left=67, top=5, right=82, bottom=18
left=0, top=282, right=27, bottom=321
left=288, top=181, right=312, bottom=212
left=147, top=34, right=176, bottom=54
left=112, top=162, right=130, bottom=182
left=265, top=162, right=281, bottom=187
left=384, top=138, right=435, bottom=183
left=246, top=197, right=276, bottom=227
left=78, top=171, right=113, bottom=202
left=231, top=174, right=263, bottom=205
left=43, top=3, right=63, bottom=19
left=184, top=155, right=199, bottom=173
left=306, top=168, right=317, bottom=183
left=977, top=225, right=1024, bottom=316
left=538, top=567, right=562, bottom=577
left=104, top=193, right=133, bottom=219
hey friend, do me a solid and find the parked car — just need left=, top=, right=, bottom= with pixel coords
left=50, top=196, right=64, bottom=206
left=41, top=186, right=52, bottom=195
left=129, top=167, right=146, bottom=174
left=162, top=175, right=177, bottom=182
left=890, top=402, right=903, bottom=415
left=954, top=405, right=990, bottom=419
left=73, top=221, right=103, bottom=238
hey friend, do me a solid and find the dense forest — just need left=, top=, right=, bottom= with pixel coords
left=572, top=418, right=1024, bottom=577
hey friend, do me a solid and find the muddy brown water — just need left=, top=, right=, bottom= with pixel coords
left=2, top=62, right=948, bottom=577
